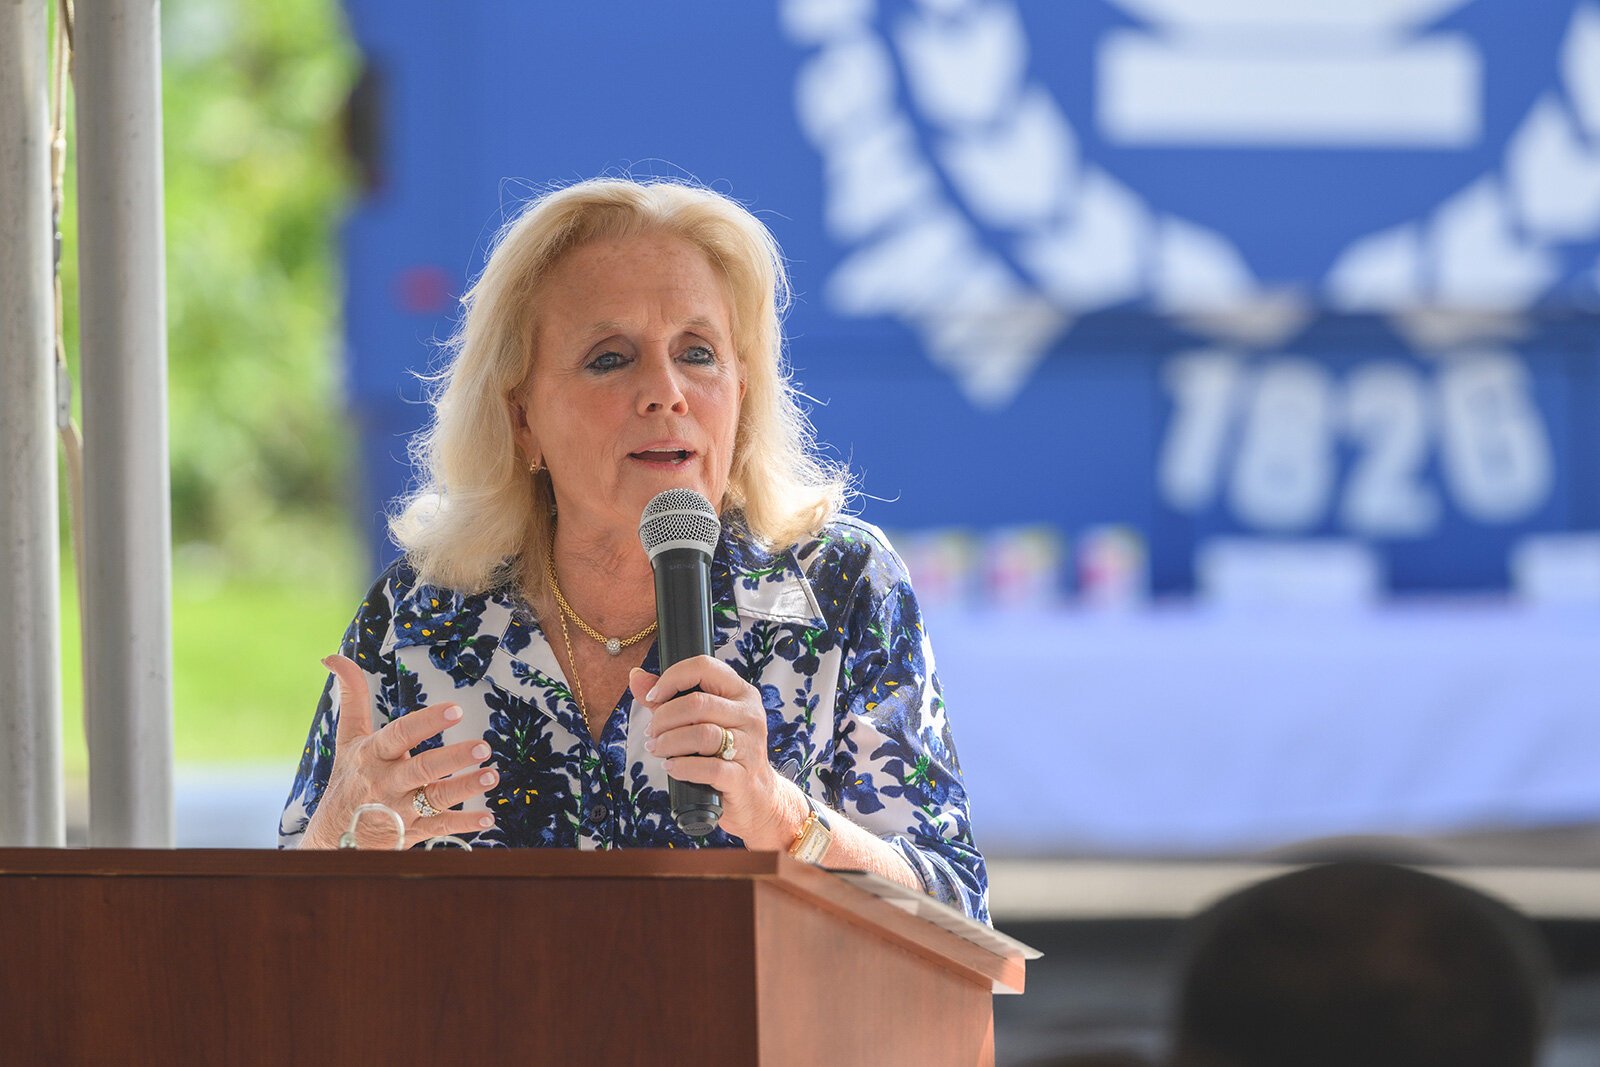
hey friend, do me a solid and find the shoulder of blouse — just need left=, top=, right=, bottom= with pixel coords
left=794, top=516, right=917, bottom=625
left=369, top=556, right=516, bottom=659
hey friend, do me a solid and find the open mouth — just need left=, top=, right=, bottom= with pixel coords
left=628, top=448, right=694, bottom=466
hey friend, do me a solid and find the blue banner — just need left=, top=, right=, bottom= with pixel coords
left=340, top=0, right=1600, bottom=594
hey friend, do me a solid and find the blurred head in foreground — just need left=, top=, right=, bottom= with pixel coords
left=1169, top=862, right=1554, bottom=1067
left=1030, top=1052, right=1154, bottom=1066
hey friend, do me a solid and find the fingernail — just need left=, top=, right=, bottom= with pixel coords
left=320, top=656, right=335, bottom=670
left=642, top=720, right=654, bottom=737
left=479, top=770, right=497, bottom=786
left=645, top=686, right=661, bottom=702
left=471, top=742, right=490, bottom=759
left=478, top=816, right=493, bottom=828
left=443, top=705, right=463, bottom=721
left=644, top=737, right=656, bottom=753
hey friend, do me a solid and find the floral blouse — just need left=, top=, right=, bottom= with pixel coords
left=278, top=515, right=989, bottom=923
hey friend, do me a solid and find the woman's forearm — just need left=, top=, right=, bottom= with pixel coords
left=745, top=777, right=923, bottom=893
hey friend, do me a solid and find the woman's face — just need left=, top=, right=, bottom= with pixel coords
left=510, top=231, right=746, bottom=549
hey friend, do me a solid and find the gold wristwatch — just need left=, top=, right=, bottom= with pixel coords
left=787, top=794, right=833, bottom=865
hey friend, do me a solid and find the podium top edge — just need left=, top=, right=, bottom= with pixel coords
left=0, top=846, right=791, bottom=880
left=0, top=846, right=1029, bottom=991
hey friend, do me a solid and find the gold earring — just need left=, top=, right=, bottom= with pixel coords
left=528, top=456, right=544, bottom=475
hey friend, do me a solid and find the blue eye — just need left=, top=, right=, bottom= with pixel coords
left=588, top=350, right=630, bottom=372
left=682, top=345, right=717, bottom=365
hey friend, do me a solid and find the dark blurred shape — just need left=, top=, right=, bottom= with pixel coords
left=1259, top=833, right=1456, bottom=867
left=342, top=59, right=384, bottom=195
left=1169, top=862, right=1555, bottom=1067
left=1028, top=1051, right=1155, bottom=1066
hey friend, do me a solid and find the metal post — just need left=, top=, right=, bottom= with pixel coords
left=74, top=0, right=174, bottom=846
left=0, top=0, right=65, bottom=846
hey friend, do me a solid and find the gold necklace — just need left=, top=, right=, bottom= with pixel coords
left=545, top=551, right=658, bottom=657
left=552, top=604, right=592, bottom=728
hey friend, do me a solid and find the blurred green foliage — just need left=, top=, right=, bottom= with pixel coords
left=60, top=0, right=360, bottom=579
left=55, top=0, right=365, bottom=768
left=61, top=567, right=356, bottom=776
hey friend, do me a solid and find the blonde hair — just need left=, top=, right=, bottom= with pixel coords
left=389, top=178, right=849, bottom=595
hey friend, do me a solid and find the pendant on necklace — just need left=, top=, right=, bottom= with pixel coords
left=605, top=637, right=622, bottom=656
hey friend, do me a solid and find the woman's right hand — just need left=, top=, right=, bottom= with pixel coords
left=299, top=654, right=499, bottom=849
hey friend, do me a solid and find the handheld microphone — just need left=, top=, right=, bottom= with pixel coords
left=638, top=488, right=722, bottom=836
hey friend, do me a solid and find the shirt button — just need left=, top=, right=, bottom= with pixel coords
left=589, top=802, right=610, bottom=823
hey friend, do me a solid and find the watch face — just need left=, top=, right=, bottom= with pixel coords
left=794, top=818, right=832, bottom=865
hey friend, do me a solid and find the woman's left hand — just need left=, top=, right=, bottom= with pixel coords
left=630, top=657, right=804, bottom=849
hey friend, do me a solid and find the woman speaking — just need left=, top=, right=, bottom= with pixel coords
left=278, top=178, right=988, bottom=922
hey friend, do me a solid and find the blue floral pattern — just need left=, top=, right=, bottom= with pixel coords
left=278, top=516, right=989, bottom=922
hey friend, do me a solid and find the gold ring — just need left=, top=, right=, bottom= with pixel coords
left=717, top=726, right=737, bottom=762
left=412, top=787, right=441, bottom=819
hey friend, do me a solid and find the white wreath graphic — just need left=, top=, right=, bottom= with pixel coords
left=782, top=0, right=1600, bottom=408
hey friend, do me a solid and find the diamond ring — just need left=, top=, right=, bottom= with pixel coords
left=412, top=787, right=442, bottom=818
left=717, top=726, right=737, bottom=762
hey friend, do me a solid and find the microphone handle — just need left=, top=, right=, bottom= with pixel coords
left=653, top=548, right=722, bottom=836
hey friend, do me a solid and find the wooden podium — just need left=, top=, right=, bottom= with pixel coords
left=0, top=848, right=1030, bottom=1065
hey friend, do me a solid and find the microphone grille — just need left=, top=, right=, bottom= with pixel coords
left=638, top=488, right=721, bottom=560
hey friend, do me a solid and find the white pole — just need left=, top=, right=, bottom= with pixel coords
left=0, top=0, right=65, bottom=846
left=74, top=0, right=174, bottom=846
